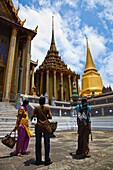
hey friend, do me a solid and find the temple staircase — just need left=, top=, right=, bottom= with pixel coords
left=0, top=102, right=77, bottom=139
left=0, top=102, right=18, bottom=138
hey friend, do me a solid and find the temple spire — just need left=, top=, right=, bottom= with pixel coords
left=84, top=37, right=97, bottom=73
left=49, top=16, right=57, bottom=52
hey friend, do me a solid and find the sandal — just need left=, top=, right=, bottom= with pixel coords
left=17, top=153, right=23, bottom=157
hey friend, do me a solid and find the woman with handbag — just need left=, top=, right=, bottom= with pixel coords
left=12, top=100, right=33, bottom=156
left=31, top=96, right=53, bottom=166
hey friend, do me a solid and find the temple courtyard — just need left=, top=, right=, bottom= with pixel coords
left=0, top=130, right=113, bottom=170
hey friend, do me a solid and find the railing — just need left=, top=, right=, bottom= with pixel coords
left=21, top=94, right=113, bottom=117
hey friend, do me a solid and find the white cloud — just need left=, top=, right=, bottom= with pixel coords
left=82, top=0, right=113, bottom=28
left=37, top=0, right=51, bottom=8
left=63, top=0, right=77, bottom=7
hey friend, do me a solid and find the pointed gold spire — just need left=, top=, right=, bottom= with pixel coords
left=81, top=37, right=103, bottom=97
left=49, top=16, right=57, bottom=51
left=84, top=37, right=97, bottom=73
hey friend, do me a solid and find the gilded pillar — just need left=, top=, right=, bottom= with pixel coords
left=68, top=75, right=72, bottom=99
left=53, top=70, right=56, bottom=99
left=15, top=50, right=21, bottom=92
left=61, top=73, right=63, bottom=101
left=3, top=28, right=17, bottom=101
left=46, top=70, right=49, bottom=95
left=21, top=43, right=26, bottom=93
left=25, top=35, right=31, bottom=95
left=31, top=65, right=35, bottom=91
left=10, top=40, right=19, bottom=101
left=40, top=71, right=43, bottom=95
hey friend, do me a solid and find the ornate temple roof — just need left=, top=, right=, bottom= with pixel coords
left=84, top=38, right=97, bottom=73
left=0, top=0, right=37, bottom=38
left=0, top=0, right=25, bottom=26
left=39, top=16, right=79, bottom=77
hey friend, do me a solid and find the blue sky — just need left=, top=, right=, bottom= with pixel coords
left=13, top=0, right=113, bottom=90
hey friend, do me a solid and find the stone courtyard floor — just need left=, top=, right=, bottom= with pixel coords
left=0, top=130, right=113, bottom=170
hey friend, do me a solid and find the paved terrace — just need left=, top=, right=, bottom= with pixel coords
left=0, top=130, right=113, bottom=170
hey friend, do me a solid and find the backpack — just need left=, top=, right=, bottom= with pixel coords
left=77, top=105, right=88, bottom=126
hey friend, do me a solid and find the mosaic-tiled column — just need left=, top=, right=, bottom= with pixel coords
left=46, top=70, right=49, bottom=95
left=21, top=43, right=26, bottom=94
left=40, top=71, right=43, bottom=95
left=61, top=73, right=63, bottom=101
left=53, top=70, right=56, bottom=99
left=3, top=28, right=17, bottom=101
left=68, top=74, right=72, bottom=99
left=25, top=35, right=31, bottom=95
left=10, top=40, right=20, bottom=101
left=31, top=65, right=35, bottom=90
left=15, top=49, right=21, bottom=93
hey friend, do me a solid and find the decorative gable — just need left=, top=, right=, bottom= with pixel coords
left=0, top=0, right=25, bottom=26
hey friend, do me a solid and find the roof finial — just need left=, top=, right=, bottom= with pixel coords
left=34, top=25, right=38, bottom=32
left=84, top=38, right=97, bottom=73
left=52, top=15, right=54, bottom=43
left=15, top=6, right=20, bottom=15
left=85, top=34, right=87, bottom=39
left=86, top=36, right=89, bottom=49
left=20, top=19, right=26, bottom=26
left=50, top=15, right=57, bottom=51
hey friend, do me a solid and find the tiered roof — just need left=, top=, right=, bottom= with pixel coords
left=39, top=16, right=79, bottom=77
left=0, top=0, right=37, bottom=39
left=0, top=0, right=25, bottom=26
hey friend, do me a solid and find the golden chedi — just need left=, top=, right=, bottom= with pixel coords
left=81, top=38, right=103, bottom=97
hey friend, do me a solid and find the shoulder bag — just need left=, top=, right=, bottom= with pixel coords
left=36, top=110, right=52, bottom=134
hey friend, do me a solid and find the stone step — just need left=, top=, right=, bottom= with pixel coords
left=0, top=109, right=17, bottom=113
left=0, top=116, right=76, bottom=138
left=0, top=127, right=35, bottom=138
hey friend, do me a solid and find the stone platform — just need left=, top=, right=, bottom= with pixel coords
left=0, top=130, right=113, bottom=170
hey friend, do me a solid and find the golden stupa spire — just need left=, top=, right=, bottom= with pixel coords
left=84, top=37, right=97, bottom=73
left=49, top=16, right=57, bottom=51
left=81, top=37, right=103, bottom=97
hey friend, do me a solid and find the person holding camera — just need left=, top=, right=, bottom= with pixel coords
left=74, top=97, right=91, bottom=158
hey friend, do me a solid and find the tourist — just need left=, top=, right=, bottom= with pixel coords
left=12, top=100, right=33, bottom=156
left=31, top=96, right=53, bottom=166
left=72, top=97, right=91, bottom=158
